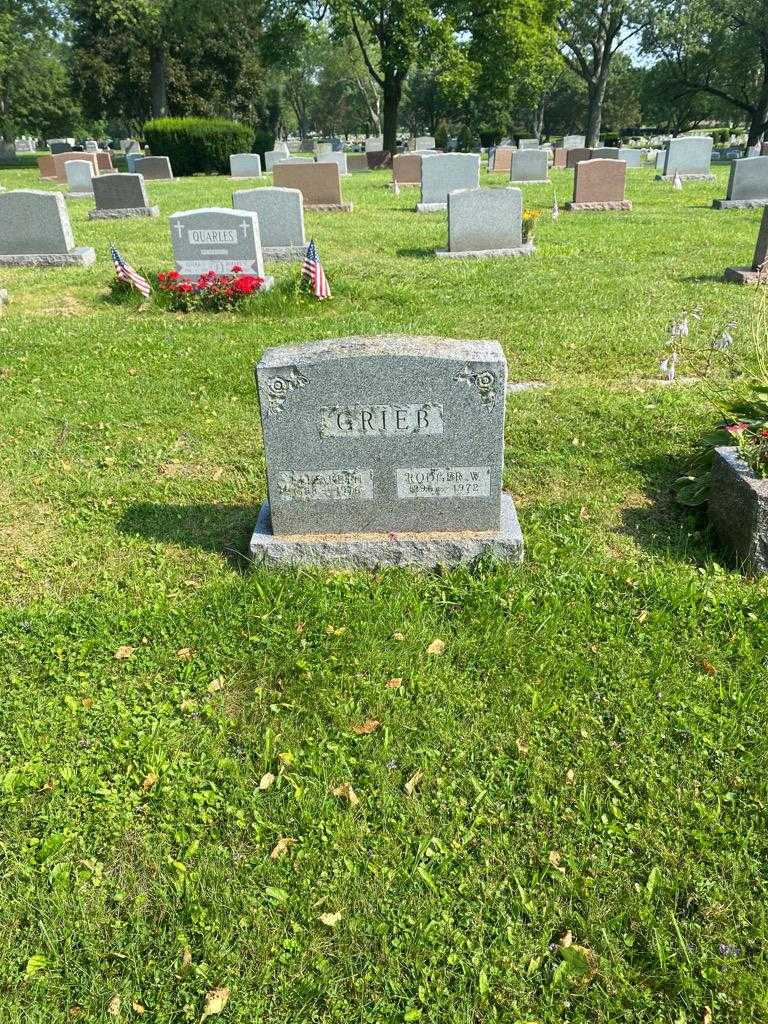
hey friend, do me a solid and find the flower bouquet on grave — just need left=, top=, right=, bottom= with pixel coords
left=522, top=209, right=541, bottom=243
left=155, top=264, right=266, bottom=313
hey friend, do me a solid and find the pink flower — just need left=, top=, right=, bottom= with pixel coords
left=726, top=422, right=749, bottom=435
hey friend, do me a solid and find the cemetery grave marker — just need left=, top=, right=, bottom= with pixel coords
left=50, top=151, right=100, bottom=183
left=392, top=153, right=422, bottom=187
left=618, top=148, right=642, bottom=168
left=510, top=149, right=548, bottom=183
left=230, top=153, right=263, bottom=179
left=489, top=147, right=514, bottom=174
left=169, top=207, right=272, bottom=287
left=96, top=152, right=114, bottom=172
left=134, top=156, right=173, bottom=180
left=591, top=147, right=620, bottom=160
left=436, top=187, right=533, bottom=259
left=563, top=135, right=586, bottom=149
left=250, top=335, right=523, bottom=567
left=365, top=136, right=384, bottom=152
left=316, top=151, right=349, bottom=176
left=347, top=154, right=370, bottom=173
left=713, top=157, right=768, bottom=209
left=0, top=189, right=95, bottom=267
left=657, top=136, right=714, bottom=180
left=566, top=147, right=593, bottom=169
left=417, top=153, right=480, bottom=212
left=65, top=159, right=95, bottom=197
left=273, top=162, right=352, bottom=211
left=89, top=173, right=159, bottom=220
left=709, top=446, right=768, bottom=575
left=518, top=139, right=539, bottom=150
left=232, top=186, right=307, bottom=260
left=724, top=206, right=768, bottom=284
left=567, top=158, right=631, bottom=211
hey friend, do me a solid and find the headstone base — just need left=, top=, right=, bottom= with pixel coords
left=724, top=266, right=768, bottom=284
left=655, top=173, right=715, bottom=182
left=231, top=176, right=264, bottom=181
left=88, top=205, right=160, bottom=220
left=435, top=241, right=534, bottom=259
left=304, top=203, right=353, bottom=212
left=390, top=181, right=420, bottom=188
left=249, top=493, right=524, bottom=568
left=712, top=198, right=768, bottom=210
left=263, top=244, right=308, bottom=262
left=416, top=203, right=447, bottom=213
left=509, top=179, right=549, bottom=185
left=0, top=247, right=96, bottom=268
left=709, top=446, right=768, bottom=574
left=565, top=200, right=632, bottom=211
left=66, top=192, right=94, bottom=200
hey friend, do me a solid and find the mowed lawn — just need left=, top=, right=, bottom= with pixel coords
left=2, top=156, right=768, bottom=1023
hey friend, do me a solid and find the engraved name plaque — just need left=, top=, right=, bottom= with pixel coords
left=320, top=404, right=443, bottom=438
left=396, top=466, right=491, bottom=499
left=278, top=468, right=374, bottom=501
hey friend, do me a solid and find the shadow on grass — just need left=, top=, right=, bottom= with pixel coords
left=614, top=453, right=714, bottom=565
left=396, top=247, right=436, bottom=259
left=118, top=502, right=257, bottom=572
left=678, top=273, right=727, bottom=285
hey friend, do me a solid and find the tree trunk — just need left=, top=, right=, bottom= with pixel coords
left=150, top=47, right=168, bottom=118
left=382, top=73, right=402, bottom=153
left=585, top=70, right=609, bottom=147
left=533, top=97, right=546, bottom=140
left=747, top=67, right=768, bottom=145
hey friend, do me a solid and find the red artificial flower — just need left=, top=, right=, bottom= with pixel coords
left=231, top=265, right=243, bottom=273
left=157, top=271, right=166, bottom=282
left=167, top=270, right=181, bottom=280
left=726, top=422, right=749, bottom=435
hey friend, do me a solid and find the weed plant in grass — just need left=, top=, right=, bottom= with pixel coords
left=1, top=161, right=767, bottom=1022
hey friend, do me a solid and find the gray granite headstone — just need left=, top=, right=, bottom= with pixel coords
left=232, top=186, right=306, bottom=260
left=655, top=149, right=665, bottom=172
left=65, top=159, right=94, bottom=195
left=714, top=156, right=768, bottom=208
left=563, top=135, right=586, bottom=150
left=418, top=153, right=480, bottom=211
left=510, top=149, right=548, bottom=182
left=709, top=447, right=768, bottom=574
left=264, top=150, right=284, bottom=172
left=414, top=136, right=436, bottom=151
left=250, top=335, right=523, bottom=566
left=518, top=139, right=539, bottom=150
left=230, top=153, right=262, bottom=178
left=134, top=156, right=173, bottom=180
left=436, top=187, right=531, bottom=258
left=591, top=147, right=620, bottom=160
left=724, top=206, right=768, bottom=283
left=89, top=173, right=158, bottom=219
left=618, top=148, right=642, bottom=167
left=169, top=207, right=268, bottom=279
left=661, top=136, right=713, bottom=178
left=316, top=151, right=349, bottom=175
left=0, top=189, right=95, bottom=266
left=365, top=136, right=384, bottom=152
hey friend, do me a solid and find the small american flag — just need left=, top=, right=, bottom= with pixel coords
left=111, top=244, right=151, bottom=298
left=301, top=239, right=331, bottom=300
left=673, top=171, right=683, bottom=190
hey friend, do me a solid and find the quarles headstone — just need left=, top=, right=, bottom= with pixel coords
left=169, top=207, right=271, bottom=285
left=250, top=335, right=524, bottom=567
left=713, top=156, right=768, bottom=209
left=89, top=173, right=159, bottom=219
left=232, top=186, right=307, bottom=260
left=0, top=189, right=95, bottom=267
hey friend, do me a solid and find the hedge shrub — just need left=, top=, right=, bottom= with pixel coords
left=142, top=118, right=255, bottom=176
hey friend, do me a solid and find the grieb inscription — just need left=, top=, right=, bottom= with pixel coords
left=320, top=404, right=443, bottom=438
left=278, top=468, right=374, bottom=501
left=396, top=466, right=491, bottom=499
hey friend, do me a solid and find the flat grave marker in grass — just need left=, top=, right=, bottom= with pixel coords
left=250, top=334, right=523, bottom=567
left=0, top=188, right=95, bottom=267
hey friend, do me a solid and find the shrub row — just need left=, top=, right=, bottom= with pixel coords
left=143, top=118, right=271, bottom=176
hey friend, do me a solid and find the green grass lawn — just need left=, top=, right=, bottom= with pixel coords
left=2, top=157, right=768, bottom=1023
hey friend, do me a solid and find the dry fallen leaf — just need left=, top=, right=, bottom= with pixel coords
left=703, top=1008, right=713, bottom=1024
left=201, top=986, right=230, bottom=1020
left=560, top=929, right=573, bottom=948
left=270, top=837, right=295, bottom=860
left=141, top=771, right=159, bottom=792
left=319, top=911, right=342, bottom=927
left=352, top=720, right=380, bottom=735
left=638, top=609, right=649, bottom=624
left=181, top=947, right=193, bottom=969
left=114, top=645, right=135, bottom=660
left=176, top=647, right=193, bottom=660
left=81, top=697, right=94, bottom=709
left=565, top=768, right=575, bottom=785
left=207, top=677, right=225, bottom=694
left=426, top=639, right=445, bottom=656
left=258, top=772, right=276, bottom=791
left=131, top=1003, right=145, bottom=1015
left=385, top=677, right=402, bottom=689
left=697, top=657, right=717, bottom=676
left=548, top=850, right=566, bottom=874
left=393, top=631, right=406, bottom=641
left=404, top=770, right=424, bottom=797
left=332, top=782, right=359, bottom=806
left=107, top=994, right=121, bottom=1017
left=516, top=737, right=529, bottom=754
